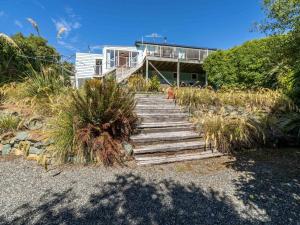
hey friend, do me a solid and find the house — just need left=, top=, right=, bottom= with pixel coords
left=75, top=41, right=216, bottom=88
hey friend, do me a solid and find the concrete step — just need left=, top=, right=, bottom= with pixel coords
left=135, top=151, right=223, bottom=166
left=131, top=131, right=201, bottom=144
left=134, top=141, right=206, bottom=154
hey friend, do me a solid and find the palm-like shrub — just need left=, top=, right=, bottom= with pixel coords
left=49, top=78, right=137, bottom=166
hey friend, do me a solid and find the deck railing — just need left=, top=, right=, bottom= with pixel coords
left=145, top=46, right=214, bottom=62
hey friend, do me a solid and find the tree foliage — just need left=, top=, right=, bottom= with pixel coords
left=260, top=0, right=300, bottom=100
left=203, top=35, right=289, bottom=89
left=0, top=33, right=60, bottom=83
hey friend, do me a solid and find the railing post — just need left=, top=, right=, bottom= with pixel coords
left=146, top=58, right=149, bottom=81
left=177, top=59, right=180, bottom=87
left=160, top=46, right=162, bottom=57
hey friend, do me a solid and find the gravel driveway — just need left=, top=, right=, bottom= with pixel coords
left=0, top=150, right=299, bottom=225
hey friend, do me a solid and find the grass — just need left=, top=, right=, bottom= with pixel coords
left=175, top=87, right=297, bottom=113
left=175, top=87, right=299, bottom=153
left=0, top=114, right=21, bottom=135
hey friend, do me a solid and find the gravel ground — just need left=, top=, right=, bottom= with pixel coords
left=0, top=151, right=300, bottom=225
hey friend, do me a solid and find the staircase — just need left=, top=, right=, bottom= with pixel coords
left=131, top=93, right=222, bottom=166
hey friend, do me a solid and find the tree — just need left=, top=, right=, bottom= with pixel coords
left=0, top=33, right=60, bottom=83
left=259, top=0, right=300, bottom=100
left=203, top=35, right=288, bottom=89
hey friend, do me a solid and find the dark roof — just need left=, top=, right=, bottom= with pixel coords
left=135, top=41, right=218, bottom=51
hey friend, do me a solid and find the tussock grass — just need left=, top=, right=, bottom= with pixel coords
left=175, top=87, right=297, bottom=112
left=175, top=87, right=299, bottom=152
left=0, top=114, right=21, bottom=135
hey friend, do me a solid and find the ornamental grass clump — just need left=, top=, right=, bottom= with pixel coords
left=175, top=87, right=299, bottom=152
left=0, top=114, right=21, bottom=135
left=48, top=78, right=137, bottom=166
left=198, top=115, right=266, bottom=153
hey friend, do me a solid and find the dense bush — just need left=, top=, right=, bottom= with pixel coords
left=48, top=78, right=137, bottom=166
left=203, top=35, right=289, bottom=89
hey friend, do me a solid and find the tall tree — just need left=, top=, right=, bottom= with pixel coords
left=259, top=0, right=300, bottom=99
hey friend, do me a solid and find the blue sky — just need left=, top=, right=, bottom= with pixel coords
left=0, top=0, right=265, bottom=58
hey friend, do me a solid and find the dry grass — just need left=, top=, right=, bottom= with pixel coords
left=174, top=87, right=298, bottom=113
left=175, top=87, right=299, bottom=153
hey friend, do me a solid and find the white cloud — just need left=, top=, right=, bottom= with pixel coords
left=57, top=40, right=78, bottom=51
left=65, top=6, right=76, bottom=18
left=90, top=45, right=102, bottom=51
left=72, top=21, right=81, bottom=29
left=33, top=0, right=45, bottom=9
left=52, top=13, right=81, bottom=38
left=0, top=11, right=5, bottom=17
left=14, top=20, right=23, bottom=28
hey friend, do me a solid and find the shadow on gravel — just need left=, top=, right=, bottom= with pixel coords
left=229, top=148, right=300, bottom=224
left=1, top=173, right=254, bottom=225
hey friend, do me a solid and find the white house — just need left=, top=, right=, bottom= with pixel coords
left=75, top=41, right=216, bottom=88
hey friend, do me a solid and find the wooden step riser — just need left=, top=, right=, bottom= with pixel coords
left=136, top=152, right=223, bottom=166
left=135, top=109, right=185, bottom=113
left=134, top=145, right=207, bottom=155
left=139, top=117, right=189, bottom=123
left=135, top=126, right=194, bottom=134
left=132, top=137, right=203, bottom=146
left=135, top=101, right=175, bottom=105
left=137, top=122, right=194, bottom=129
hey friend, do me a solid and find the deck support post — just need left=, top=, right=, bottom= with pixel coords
left=146, top=58, right=149, bottom=81
left=205, top=73, right=208, bottom=87
left=177, top=60, right=180, bottom=87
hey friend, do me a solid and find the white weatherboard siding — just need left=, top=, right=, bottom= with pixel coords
left=75, top=53, right=103, bottom=87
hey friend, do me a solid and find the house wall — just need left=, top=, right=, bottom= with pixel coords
left=75, top=53, right=103, bottom=87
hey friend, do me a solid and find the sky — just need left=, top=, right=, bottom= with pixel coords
left=0, top=0, right=266, bottom=59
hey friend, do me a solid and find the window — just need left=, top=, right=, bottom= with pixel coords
left=191, top=73, right=198, bottom=80
left=95, top=59, right=102, bottom=75
left=173, top=72, right=177, bottom=79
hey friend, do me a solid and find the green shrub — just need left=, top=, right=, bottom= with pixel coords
left=128, top=74, right=148, bottom=92
left=203, top=35, right=289, bottom=89
left=128, top=74, right=161, bottom=92
left=147, top=75, right=161, bottom=92
left=48, top=78, right=137, bottom=166
left=0, top=115, right=21, bottom=135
